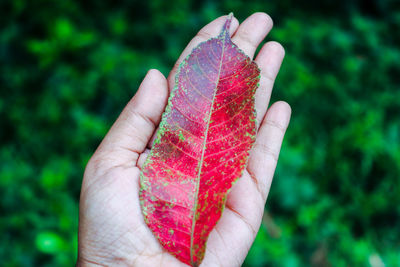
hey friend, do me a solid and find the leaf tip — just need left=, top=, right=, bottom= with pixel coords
left=219, top=12, right=234, bottom=39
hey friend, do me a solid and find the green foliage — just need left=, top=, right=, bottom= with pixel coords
left=1, top=0, right=399, bottom=266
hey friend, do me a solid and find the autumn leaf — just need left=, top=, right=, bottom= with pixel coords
left=139, top=13, right=260, bottom=266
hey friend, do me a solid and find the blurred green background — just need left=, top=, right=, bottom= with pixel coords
left=1, top=0, right=399, bottom=266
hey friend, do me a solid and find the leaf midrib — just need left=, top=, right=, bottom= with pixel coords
left=189, top=35, right=227, bottom=265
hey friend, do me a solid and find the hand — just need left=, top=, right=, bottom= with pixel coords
left=77, top=13, right=291, bottom=267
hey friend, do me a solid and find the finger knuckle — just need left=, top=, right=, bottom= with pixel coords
left=196, top=30, right=213, bottom=41
left=254, top=143, right=279, bottom=162
left=264, top=118, right=287, bottom=133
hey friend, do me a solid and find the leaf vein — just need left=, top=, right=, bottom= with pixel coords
left=184, top=70, right=213, bottom=101
left=204, top=139, right=252, bottom=160
left=209, top=101, right=252, bottom=129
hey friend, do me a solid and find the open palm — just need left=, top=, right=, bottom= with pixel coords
left=77, top=13, right=291, bottom=267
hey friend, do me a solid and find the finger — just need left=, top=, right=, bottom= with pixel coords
left=254, top=41, right=285, bottom=126
left=220, top=102, right=290, bottom=253
left=147, top=126, right=159, bottom=149
left=203, top=186, right=262, bottom=266
left=247, top=101, right=291, bottom=201
left=203, top=170, right=267, bottom=266
left=137, top=148, right=150, bottom=170
left=94, top=69, right=168, bottom=166
left=231, top=12, right=273, bottom=59
left=167, top=15, right=239, bottom=90
left=203, top=102, right=291, bottom=265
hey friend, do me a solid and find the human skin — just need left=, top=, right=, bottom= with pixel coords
left=77, top=12, right=291, bottom=267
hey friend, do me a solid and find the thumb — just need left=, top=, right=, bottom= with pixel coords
left=91, top=69, right=169, bottom=170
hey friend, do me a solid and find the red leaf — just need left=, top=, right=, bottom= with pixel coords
left=140, top=13, right=260, bottom=266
